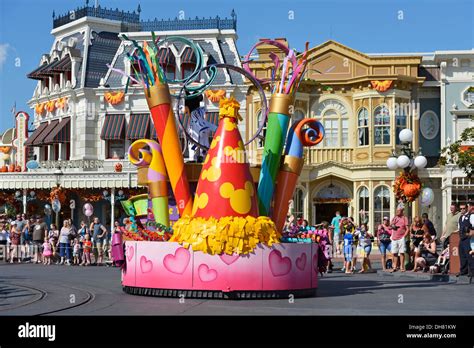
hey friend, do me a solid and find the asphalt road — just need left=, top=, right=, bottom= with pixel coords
left=0, top=263, right=472, bottom=316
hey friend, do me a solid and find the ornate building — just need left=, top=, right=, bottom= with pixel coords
left=246, top=39, right=430, bottom=230
left=0, top=3, right=245, bottom=228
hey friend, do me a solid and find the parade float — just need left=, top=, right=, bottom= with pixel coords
left=111, top=36, right=325, bottom=299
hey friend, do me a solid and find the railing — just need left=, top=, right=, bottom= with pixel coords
left=53, top=5, right=237, bottom=32
left=305, top=148, right=354, bottom=165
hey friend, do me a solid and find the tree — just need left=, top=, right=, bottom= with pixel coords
left=439, top=126, right=474, bottom=178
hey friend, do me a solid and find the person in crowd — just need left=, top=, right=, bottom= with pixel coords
left=340, top=217, right=355, bottom=271
left=355, top=223, right=373, bottom=273
left=9, top=221, right=21, bottom=263
left=377, top=216, right=392, bottom=271
left=458, top=202, right=474, bottom=275
left=422, top=213, right=437, bottom=240
left=14, top=214, right=27, bottom=262
left=441, top=204, right=461, bottom=249
left=330, top=211, right=342, bottom=256
left=390, top=207, right=409, bottom=272
left=58, top=220, right=72, bottom=265
left=81, top=233, right=92, bottom=266
left=0, top=223, right=8, bottom=261
left=72, top=239, right=81, bottom=265
left=103, top=226, right=111, bottom=264
left=343, top=226, right=354, bottom=274
left=348, top=217, right=358, bottom=271
left=32, top=217, right=48, bottom=264
left=413, top=232, right=438, bottom=272
left=42, top=236, right=53, bottom=265
left=409, top=216, right=428, bottom=267
left=300, top=220, right=310, bottom=232
left=48, top=224, right=59, bottom=262
left=23, top=217, right=35, bottom=263
left=90, top=217, right=108, bottom=266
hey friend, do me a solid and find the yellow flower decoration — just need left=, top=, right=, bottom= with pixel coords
left=219, top=97, right=242, bottom=122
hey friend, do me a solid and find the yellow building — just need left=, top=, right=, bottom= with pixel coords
left=246, top=39, right=425, bottom=230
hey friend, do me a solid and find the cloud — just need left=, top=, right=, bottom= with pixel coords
left=0, top=44, right=9, bottom=71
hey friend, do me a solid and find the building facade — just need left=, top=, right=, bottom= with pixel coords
left=0, top=4, right=246, bottom=229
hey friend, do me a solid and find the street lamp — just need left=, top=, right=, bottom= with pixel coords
left=15, top=190, right=36, bottom=214
left=386, top=128, right=427, bottom=172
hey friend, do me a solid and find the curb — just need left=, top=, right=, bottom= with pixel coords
left=377, top=270, right=472, bottom=284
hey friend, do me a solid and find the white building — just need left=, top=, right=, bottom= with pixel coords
left=0, top=3, right=246, bottom=228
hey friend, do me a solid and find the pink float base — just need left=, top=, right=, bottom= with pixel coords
left=122, top=241, right=318, bottom=299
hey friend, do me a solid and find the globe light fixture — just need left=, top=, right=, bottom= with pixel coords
left=396, top=155, right=411, bottom=168
left=386, top=157, right=398, bottom=170
left=414, top=155, right=428, bottom=169
left=399, top=128, right=413, bottom=143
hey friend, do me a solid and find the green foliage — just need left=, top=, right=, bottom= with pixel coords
left=439, top=126, right=474, bottom=178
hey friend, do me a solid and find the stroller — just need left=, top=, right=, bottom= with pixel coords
left=429, top=246, right=450, bottom=274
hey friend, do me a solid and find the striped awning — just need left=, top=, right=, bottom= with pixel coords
left=126, top=114, right=150, bottom=140
left=24, top=122, right=49, bottom=146
left=100, top=114, right=125, bottom=140
left=50, top=56, right=71, bottom=72
left=181, top=47, right=196, bottom=64
left=43, top=117, right=71, bottom=144
left=158, top=48, right=175, bottom=66
left=27, top=63, right=51, bottom=80
left=35, top=120, right=60, bottom=146
left=205, top=112, right=219, bottom=128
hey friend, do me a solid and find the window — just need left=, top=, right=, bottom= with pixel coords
left=107, top=140, right=125, bottom=159
left=41, top=146, right=48, bottom=161
left=293, top=187, right=305, bottom=218
left=358, top=186, right=369, bottom=224
left=181, top=63, right=195, bottom=80
left=395, top=107, right=407, bottom=145
left=374, top=105, right=390, bottom=145
left=357, top=108, right=369, bottom=146
left=130, top=61, right=142, bottom=85
left=53, top=144, right=59, bottom=161
left=374, top=185, right=390, bottom=227
left=257, top=110, right=266, bottom=148
left=163, top=64, right=176, bottom=80
left=313, top=99, right=350, bottom=148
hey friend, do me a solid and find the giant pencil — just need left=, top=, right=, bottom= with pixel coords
left=272, top=119, right=324, bottom=232
left=145, top=83, right=193, bottom=217
left=257, top=93, right=293, bottom=216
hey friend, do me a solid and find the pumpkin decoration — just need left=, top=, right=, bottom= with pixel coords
left=0, top=146, right=10, bottom=153
left=104, top=91, right=125, bottom=105
left=205, top=89, right=226, bottom=103
left=393, top=171, right=422, bottom=203
left=49, top=186, right=67, bottom=205
left=15, top=165, right=22, bottom=172
left=35, top=103, right=45, bottom=115
left=45, top=100, right=56, bottom=112
left=0, top=166, right=7, bottom=172
left=371, top=80, right=392, bottom=92
left=55, top=97, right=68, bottom=110
left=8, top=164, right=15, bottom=172
left=114, top=162, right=123, bottom=172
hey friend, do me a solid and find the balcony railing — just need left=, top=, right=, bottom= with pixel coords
left=305, top=148, right=354, bottom=165
left=53, top=5, right=237, bottom=32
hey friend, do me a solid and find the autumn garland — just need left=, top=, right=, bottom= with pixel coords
left=393, top=171, right=422, bottom=203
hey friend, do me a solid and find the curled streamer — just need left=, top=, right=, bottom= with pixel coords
left=285, top=119, right=325, bottom=158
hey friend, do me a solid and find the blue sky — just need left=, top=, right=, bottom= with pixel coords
left=0, top=0, right=472, bottom=133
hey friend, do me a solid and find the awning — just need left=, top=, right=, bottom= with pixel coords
left=181, top=47, right=196, bottom=64
left=35, top=120, right=60, bottom=146
left=45, top=56, right=71, bottom=74
left=126, top=114, right=150, bottom=140
left=100, top=114, right=125, bottom=140
left=158, top=48, right=175, bottom=66
left=23, top=122, right=49, bottom=146
left=43, top=117, right=71, bottom=144
left=27, top=63, right=51, bottom=80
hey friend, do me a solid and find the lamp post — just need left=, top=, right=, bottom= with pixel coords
left=15, top=190, right=36, bottom=215
left=386, top=128, right=427, bottom=219
left=103, top=189, right=126, bottom=232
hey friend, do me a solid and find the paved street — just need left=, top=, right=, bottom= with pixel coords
left=1, top=263, right=472, bottom=316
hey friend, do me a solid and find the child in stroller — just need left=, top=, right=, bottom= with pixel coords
left=430, top=246, right=449, bottom=274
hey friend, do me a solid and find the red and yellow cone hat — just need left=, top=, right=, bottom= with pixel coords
left=171, top=97, right=280, bottom=255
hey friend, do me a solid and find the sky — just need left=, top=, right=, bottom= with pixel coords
left=0, top=0, right=472, bottom=133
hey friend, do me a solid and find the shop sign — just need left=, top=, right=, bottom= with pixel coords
left=38, top=160, right=104, bottom=169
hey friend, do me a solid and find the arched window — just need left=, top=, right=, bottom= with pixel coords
left=358, top=186, right=369, bottom=224
left=374, top=185, right=390, bottom=227
left=357, top=108, right=369, bottom=146
left=374, top=105, right=390, bottom=145
left=257, top=110, right=266, bottom=148
left=158, top=47, right=176, bottom=81
left=313, top=99, right=349, bottom=148
left=395, top=106, right=407, bottom=145
left=293, top=187, right=305, bottom=218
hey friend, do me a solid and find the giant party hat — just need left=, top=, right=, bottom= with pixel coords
left=171, top=97, right=280, bottom=255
